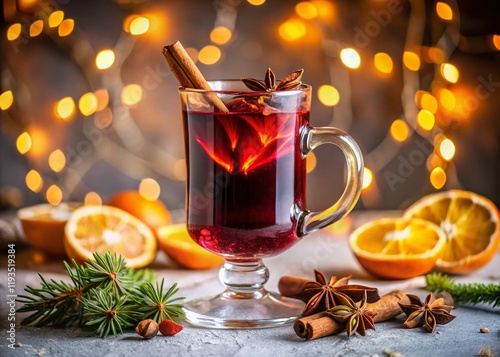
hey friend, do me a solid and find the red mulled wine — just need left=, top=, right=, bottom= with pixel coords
left=183, top=107, right=309, bottom=258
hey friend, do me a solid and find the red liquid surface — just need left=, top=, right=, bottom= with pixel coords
left=183, top=105, right=308, bottom=258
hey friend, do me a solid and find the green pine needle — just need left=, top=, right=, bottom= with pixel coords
left=81, top=289, right=138, bottom=338
left=134, top=279, right=185, bottom=323
left=17, top=251, right=182, bottom=338
left=425, top=273, right=500, bottom=307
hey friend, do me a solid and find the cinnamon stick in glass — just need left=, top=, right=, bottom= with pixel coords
left=293, top=290, right=410, bottom=341
left=162, top=41, right=228, bottom=112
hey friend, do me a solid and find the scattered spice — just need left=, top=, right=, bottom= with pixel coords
left=293, top=290, right=410, bottom=340
left=479, top=327, right=490, bottom=333
left=279, top=271, right=379, bottom=316
left=479, top=348, right=494, bottom=357
left=159, top=319, right=183, bottom=336
left=135, top=319, right=159, bottom=339
left=399, top=293, right=455, bottom=333
left=327, top=291, right=376, bottom=337
left=382, top=348, right=405, bottom=357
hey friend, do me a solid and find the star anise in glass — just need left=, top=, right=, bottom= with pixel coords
left=300, top=270, right=379, bottom=316
left=327, top=291, right=377, bottom=337
left=242, top=68, right=304, bottom=92
left=398, top=293, right=456, bottom=333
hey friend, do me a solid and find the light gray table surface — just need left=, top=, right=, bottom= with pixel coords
left=1, top=211, right=499, bottom=357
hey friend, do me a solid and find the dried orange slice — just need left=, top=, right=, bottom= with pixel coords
left=157, top=224, right=224, bottom=270
left=403, top=190, right=500, bottom=274
left=349, top=218, right=447, bottom=280
left=64, top=205, right=157, bottom=268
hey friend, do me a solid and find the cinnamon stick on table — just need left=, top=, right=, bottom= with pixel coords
left=294, top=290, right=410, bottom=341
left=162, top=41, right=228, bottom=112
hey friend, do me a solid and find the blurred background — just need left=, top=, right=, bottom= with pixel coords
left=1, top=0, right=500, bottom=216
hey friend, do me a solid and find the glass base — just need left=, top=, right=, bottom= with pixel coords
left=183, top=289, right=305, bottom=329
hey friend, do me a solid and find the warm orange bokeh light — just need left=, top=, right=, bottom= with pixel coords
left=374, top=52, right=393, bottom=74
left=317, top=85, right=340, bottom=106
left=139, top=178, right=161, bottom=201
left=403, top=51, right=420, bottom=71
left=390, top=119, right=410, bottom=142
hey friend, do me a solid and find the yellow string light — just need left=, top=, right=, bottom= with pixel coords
left=436, top=2, right=453, bottom=21
left=430, top=167, right=446, bottom=189
left=16, top=132, right=32, bottom=154
left=210, top=26, right=232, bottom=45
left=317, top=85, right=340, bottom=106
left=48, top=11, right=64, bottom=28
left=58, top=19, right=74, bottom=37
left=420, top=92, right=438, bottom=113
left=94, top=89, right=109, bottom=112
left=198, top=45, right=222, bottom=65
left=7, top=23, right=21, bottom=41
left=373, top=52, right=393, bottom=74
left=121, top=84, right=143, bottom=106
left=26, top=170, right=43, bottom=193
left=0, top=90, right=14, bottom=110
left=390, top=119, right=410, bottom=142
left=130, top=16, right=150, bottom=35
left=492, top=35, right=500, bottom=50
left=362, top=167, right=374, bottom=190
left=403, top=51, right=420, bottom=71
left=30, top=20, right=44, bottom=37
left=247, top=0, right=266, bottom=5
left=46, top=185, right=63, bottom=206
left=139, top=178, right=161, bottom=201
left=95, top=49, right=115, bottom=70
left=440, top=63, right=459, bottom=83
left=279, top=19, right=307, bottom=42
left=417, top=109, right=435, bottom=130
left=436, top=88, right=456, bottom=110
left=439, top=138, right=455, bottom=161
left=48, top=149, right=66, bottom=172
left=340, top=48, right=361, bottom=69
left=55, top=97, right=75, bottom=120
left=296, top=1, right=318, bottom=20
left=78, top=92, right=98, bottom=116
left=84, top=192, right=102, bottom=206
left=306, top=152, right=317, bottom=173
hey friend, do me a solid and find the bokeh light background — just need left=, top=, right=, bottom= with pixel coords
left=1, top=0, right=499, bottom=216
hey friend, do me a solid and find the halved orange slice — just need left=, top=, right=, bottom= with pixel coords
left=156, top=223, right=224, bottom=270
left=349, top=218, right=447, bottom=280
left=404, top=189, right=500, bottom=274
left=64, top=205, right=157, bottom=268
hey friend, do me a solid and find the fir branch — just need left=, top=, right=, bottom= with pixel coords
left=83, top=252, right=130, bottom=296
left=134, top=279, right=185, bottom=323
left=81, top=289, right=138, bottom=338
left=425, top=273, right=500, bottom=307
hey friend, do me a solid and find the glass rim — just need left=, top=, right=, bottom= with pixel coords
left=178, top=79, right=311, bottom=95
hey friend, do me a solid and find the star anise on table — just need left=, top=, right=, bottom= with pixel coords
left=398, top=293, right=456, bottom=333
left=327, top=291, right=377, bottom=337
left=301, top=270, right=379, bottom=316
left=242, top=68, right=304, bottom=92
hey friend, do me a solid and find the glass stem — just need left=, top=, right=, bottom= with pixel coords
left=219, top=258, right=269, bottom=298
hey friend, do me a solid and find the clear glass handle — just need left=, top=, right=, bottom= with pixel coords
left=296, top=126, right=364, bottom=237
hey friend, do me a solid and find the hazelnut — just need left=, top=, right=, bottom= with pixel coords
left=135, top=319, right=159, bottom=339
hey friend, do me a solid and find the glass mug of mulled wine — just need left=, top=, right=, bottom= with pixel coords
left=179, top=79, right=363, bottom=328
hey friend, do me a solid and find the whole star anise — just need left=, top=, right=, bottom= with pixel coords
left=300, top=270, right=379, bottom=316
left=242, top=68, right=304, bottom=92
left=327, top=291, right=377, bottom=337
left=398, top=293, right=456, bottom=333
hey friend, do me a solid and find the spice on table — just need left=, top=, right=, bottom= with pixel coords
left=294, top=290, right=409, bottom=340
left=135, top=319, right=159, bottom=339
left=398, top=292, right=455, bottom=333
left=479, top=327, right=490, bottom=333
left=159, top=319, right=183, bottom=336
left=327, top=291, right=376, bottom=336
left=279, top=271, right=380, bottom=316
